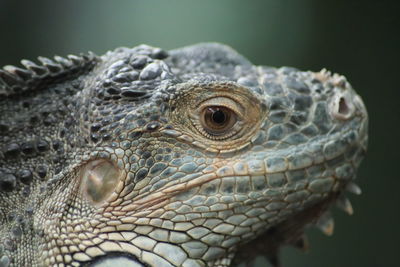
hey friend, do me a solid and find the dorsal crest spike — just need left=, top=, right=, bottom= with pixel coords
left=0, top=69, right=23, bottom=86
left=54, top=55, right=73, bottom=67
left=336, top=195, right=354, bottom=215
left=67, top=54, right=84, bottom=65
left=346, top=182, right=362, bottom=195
left=37, top=56, right=63, bottom=74
left=20, top=59, right=47, bottom=76
left=0, top=51, right=99, bottom=97
left=3, top=65, right=32, bottom=81
left=316, top=211, right=335, bottom=236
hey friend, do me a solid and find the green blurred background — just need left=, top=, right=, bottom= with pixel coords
left=0, top=1, right=398, bottom=266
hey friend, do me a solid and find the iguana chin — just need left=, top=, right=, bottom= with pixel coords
left=0, top=43, right=368, bottom=267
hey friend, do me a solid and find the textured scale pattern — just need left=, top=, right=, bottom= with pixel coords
left=0, top=43, right=368, bottom=267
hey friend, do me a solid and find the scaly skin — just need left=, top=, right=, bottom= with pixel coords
left=0, top=43, right=368, bottom=267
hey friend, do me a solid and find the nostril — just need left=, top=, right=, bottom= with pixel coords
left=331, top=93, right=354, bottom=120
left=338, top=97, right=349, bottom=116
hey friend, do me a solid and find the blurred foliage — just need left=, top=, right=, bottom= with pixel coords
left=0, top=1, right=398, bottom=266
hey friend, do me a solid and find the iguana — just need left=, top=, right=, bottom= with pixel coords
left=0, top=43, right=368, bottom=267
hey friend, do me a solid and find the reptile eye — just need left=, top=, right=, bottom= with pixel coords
left=200, top=106, right=237, bottom=136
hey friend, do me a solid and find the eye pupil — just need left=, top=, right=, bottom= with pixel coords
left=211, top=109, right=226, bottom=124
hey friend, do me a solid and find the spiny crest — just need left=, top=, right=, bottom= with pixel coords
left=313, top=182, right=361, bottom=237
left=336, top=195, right=354, bottom=215
left=273, top=182, right=362, bottom=266
left=0, top=52, right=99, bottom=98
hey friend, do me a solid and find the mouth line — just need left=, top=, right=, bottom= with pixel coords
left=117, top=120, right=366, bottom=214
left=119, top=151, right=356, bottom=215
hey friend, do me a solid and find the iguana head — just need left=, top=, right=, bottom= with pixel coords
left=0, top=43, right=368, bottom=266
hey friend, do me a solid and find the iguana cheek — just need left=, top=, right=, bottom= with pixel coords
left=80, top=159, right=122, bottom=205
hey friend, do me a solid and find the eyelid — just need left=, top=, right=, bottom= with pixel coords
left=197, top=97, right=244, bottom=118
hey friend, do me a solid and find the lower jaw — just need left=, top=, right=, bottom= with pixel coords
left=232, top=193, right=339, bottom=265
